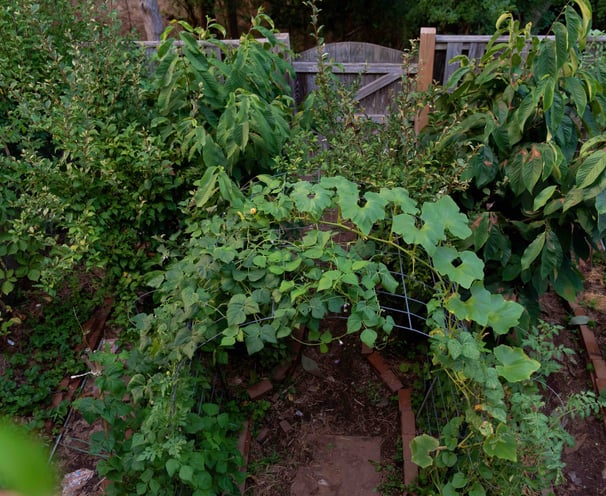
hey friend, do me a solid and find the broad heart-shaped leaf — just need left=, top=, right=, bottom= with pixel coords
left=378, top=187, right=418, bottom=214
left=432, top=246, right=484, bottom=289
left=410, top=434, right=439, bottom=468
left=482, top=423, right=517, bottom=462
left=392, top=213, right=437, bottom=254
left=290, top=181, right=334, bottom=219
left=226, top=294, right=260, bottom=326
left=337, top=191, right=388, bottom=236
left=576, top=149, right=606, bottom=189
left=360, top=328, right=378, bottom=348
left=494, top=345, right=540, bottom=382
left=422, top=196, right=471, bottom=241
left=445, top=283, right=523, bottom=335
left=392, top=196, right=470, bottom=255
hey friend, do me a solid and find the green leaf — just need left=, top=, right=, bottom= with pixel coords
left=445, top=283, right=523, bottom=334
left=179, top=465, right=194, bottom=483
left=533, top=185, right=557, bottom=211
left=469, top=483, right=487, bottom=496
left=291, top=182, right=333, bottom=218
left=494, top=345, right=540, bottom=382
left=410, top=434, right=439, bottom=468
left=166, top=459, right=179, bottom=477
left=596, top=189, right=606, bottom=235
left=432, top=247, right=484, bottom=289
left=378, top=187, right=418, bottom=214
left=540, top=229, right=563, bottom=280
left=576, top=149, right=606, bottom=189
left=378, top=265, right=399, bottom=293
left=521, top=145, right=544, bottom=193
left=451, top=472, right=467, bottom=489
left=338, top=191, right=388, bottom=236
left=317, top=270, right=341, bottom=291
left=227, top=294, right=259, bottom=326
left=425, top=196, right=472, bottom=240
left=520, top=232, right=545, bottom=271
left=1, top=280, right=14, bottom=295
left=482, top=423, right=517, bottom=461
left=193, top=166, right=220, bottom=208
left=563, top=76, right=587, bottom=116
left=569, top=315, right=590, bottom=325
left=360, top=328, right=377, bottom=348
left=0, top=420, right=56, bottom=496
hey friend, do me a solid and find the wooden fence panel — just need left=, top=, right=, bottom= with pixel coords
left=292, top=42, right=416, bottom=121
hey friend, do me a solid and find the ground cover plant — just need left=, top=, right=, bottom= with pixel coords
left=1, top=0, right=606, bottom=495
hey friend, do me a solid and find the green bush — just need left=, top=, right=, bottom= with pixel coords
left=426, top=0, right=606, bottom=315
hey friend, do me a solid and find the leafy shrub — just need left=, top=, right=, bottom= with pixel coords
left=150, top=11, right=295, bottom=182
left=426, top=0, right=606, bottom=314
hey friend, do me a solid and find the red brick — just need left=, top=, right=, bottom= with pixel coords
left=579, top=326, right=602, bottom=357
left=361, top=343, right=374, bottom=355
left=381, top=371, right=404, bottom=393
left=237, top=419, right=251, bottom=494
left=366, top=351, right=385, bottom=371
left=247, top=379, right=273, bottom=400
left=591, top=359, right=606, bottom=382
left=367, top=352, right=404, bottom=392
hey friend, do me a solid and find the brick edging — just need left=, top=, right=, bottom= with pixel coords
left=363, top=344, right=418, bottom=487
left=568, top=301, right=606, bottom=430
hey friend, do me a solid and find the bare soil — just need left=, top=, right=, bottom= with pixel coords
left=4, top=263, right=606, bottom=496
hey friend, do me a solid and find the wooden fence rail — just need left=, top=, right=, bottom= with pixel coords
left=139, top=29, right=606, bottom=128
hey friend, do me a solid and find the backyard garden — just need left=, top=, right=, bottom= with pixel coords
left=2, top=0, right=606, bottom=495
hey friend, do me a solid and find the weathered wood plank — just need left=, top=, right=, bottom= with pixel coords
left=354, top=71, right=403, bottom=101
left=415, top=27, right=436, bottom=134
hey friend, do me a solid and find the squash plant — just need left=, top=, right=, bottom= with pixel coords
left=79, top=169, right=565, bottom=495
left=428, top=0, right=606, bottom=313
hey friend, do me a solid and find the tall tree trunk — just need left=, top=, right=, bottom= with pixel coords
left=141, top=0, right=164, bottom=41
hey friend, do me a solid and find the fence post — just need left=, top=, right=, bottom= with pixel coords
left=414, top=27, right=436, bottom=135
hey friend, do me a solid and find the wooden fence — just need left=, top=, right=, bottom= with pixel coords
left=139, top=29, right=606, bottom=128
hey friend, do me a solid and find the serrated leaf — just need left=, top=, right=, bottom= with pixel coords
left=494, top=345, right=540, bottom=382
left=576, top=149, right=606, bottom=189
left=533, top=185, right=557, bottom=211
